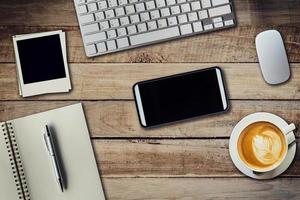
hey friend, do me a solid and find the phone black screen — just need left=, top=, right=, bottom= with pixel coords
left=135, top=68, right=228, bottom=127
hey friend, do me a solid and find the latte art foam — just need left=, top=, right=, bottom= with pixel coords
left=252, top=132, right=282, bottom=165
left=238, top=122, right=287, bottom=171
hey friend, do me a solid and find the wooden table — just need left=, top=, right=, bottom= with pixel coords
left=1, top=0, right=300, bottom=199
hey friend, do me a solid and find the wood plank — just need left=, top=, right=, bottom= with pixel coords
left=0, top=101, right=299, bottom=138
left=93, top=139, right=300, bottom=177
left=1, top=26, right=299, bottom=63
left=1, top=0, right=299, bottom=26
left=0, top=63, right=299, bottom=100
left=0, top=0, right=300, bottom=62
left=102, top=178, right=300, bottom=199
left=0, top=0, right=299, bottom=63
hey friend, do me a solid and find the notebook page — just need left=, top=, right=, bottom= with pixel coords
left=11, top=103, right=105, bottom=200
left=0, top=123, right=21, bottom=200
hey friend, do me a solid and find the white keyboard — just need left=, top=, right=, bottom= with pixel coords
left=74, top=0, right=236, bottom=57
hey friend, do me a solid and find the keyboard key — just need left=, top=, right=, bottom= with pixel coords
left=96, top=42, right=107, bottom=52
left=201, top=0, right=211, bottom=8
left=88, top=3, right=98, bottom=12
left=110, top=18, right=120, bottom=28
left=180, top=24, right=193, bottom=35
left=224, top=19, right=234, bottom=26
left=85, top=32, right=106, bottom=43
left=150, top=10, right=160, bottom=19
left=99, top=21, right=110, bottom=30
left=135, top=3, right=146, bottom=12
left=166, top=0, right=176, bottom=5
left=156, top=0, right=166, bottom=8
left=188, top=12, right=198, bottom=22
left=105, top=10, right=115, bottom=18
left=107, top=40, right=117, bottom=50
left=125, top=5, right=135, bottom=14
left=178, top=14, right=188, bottom=24
left=83, top=23, right=99, bottom=34
left=137, top=23, right=147, bottom=32
left=181, top=3, right=191, bottom=12
left=130, top=27, right=180, bottom=45
left=171, top=6, right=180, bottom=15
left=147, top=21, right=158, bottom=30
left=157, top=19, right=167, bottom=28
left=117, top=27, right=127, bottom=36
left=118, top=0, right=128, bottom=5
left=140, top=12, right=150, bottom=21
left=198, top=10, right=208, bottom=19
left=211, top=0, right=229, bottom=6
left=146, top=1, right=156, bottom=10
left=108, top=0, right=118, bottom=7
left=115, top=7, right=125, bottom=16
left=130, top=14, right=140, bottom=23
left=117, top=37, right=130, bottom=48
left=204, top=24, right=213, bottom=30
left=177, top=0, right=186, bottom=3
left=213, top=17, right=222, bottom=23
left=80, top=14, right=95, bottom=23
left=208, top=5, right=231, bottom=17
left=129, top=0, right=138, bottom=3
left=191, top=1, right=201, bottom=10
left=160, top=8, right=170, bottom=17
left=76, top=0, right=86, bottom=4
left=192, top=21, right=203, bottom=32
left=107, top=29, right=117, bottom=38
left=167, top=16, right=177, bottom=25
left=98, top=1, right=107, bottom=9
left=214, top=22, right=224, bottom=28
left=95, top=12, right=105, bottom=20
left=127, top=25, right=137, bottom=34
left=120, top=16, right=130, bottom=25
left=77, top=5, right=88, bottom=14
left=86, top=44, right=97, bottom=54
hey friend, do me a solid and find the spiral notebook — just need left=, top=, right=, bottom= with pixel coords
left=0, top=103, right=105, bottom=200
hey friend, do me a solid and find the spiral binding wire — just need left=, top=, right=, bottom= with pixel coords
left=1, top=122, right=31, bottom=200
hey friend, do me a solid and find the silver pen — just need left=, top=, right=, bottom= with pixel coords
left=43, top=125, right=65, bottom=192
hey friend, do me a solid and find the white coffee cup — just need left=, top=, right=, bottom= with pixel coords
left=232, top=112, right=296, bottom=173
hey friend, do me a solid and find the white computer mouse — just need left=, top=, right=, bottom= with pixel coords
left=255, top=30, right=290, bottom=85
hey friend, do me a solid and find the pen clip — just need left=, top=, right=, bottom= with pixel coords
left=43, top=133, right=50, bottom=152
left=43, top=131, right=53, bottom=156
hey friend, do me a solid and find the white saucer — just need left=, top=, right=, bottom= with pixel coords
left=229, top=113, right=296, bottom=179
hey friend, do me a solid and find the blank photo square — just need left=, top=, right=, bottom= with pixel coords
left=16, top=35, right=66, bottom=84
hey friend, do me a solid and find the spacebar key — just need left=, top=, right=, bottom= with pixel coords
left=130, top=27, right=180, bottom=46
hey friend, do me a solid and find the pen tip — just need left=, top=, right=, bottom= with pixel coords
left=59, top=181, right=64, bottom=192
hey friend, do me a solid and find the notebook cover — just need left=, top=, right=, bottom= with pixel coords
left=10, top=103, right=105, bottom=200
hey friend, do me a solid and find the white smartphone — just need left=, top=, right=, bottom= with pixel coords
left=133, top=67, right=229, bottom=127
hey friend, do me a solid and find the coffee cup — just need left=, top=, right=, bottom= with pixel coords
left=232, top=112, right=296, bottom=173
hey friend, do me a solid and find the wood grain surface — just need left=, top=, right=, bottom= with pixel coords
left=0, top=101, right=299, bottom=138
left=102, top=178, right=300, bottom=200
left=0, top=63, right=299, bottom=100
left=1, top=0, right=300, bottom=26
left=1, top=0, right=300, bottom=199
left=1, top=26, right=299, bottom=63
left=0, top=0, right=300, bottom=63
left=91, top=139, right=300, bottom=177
